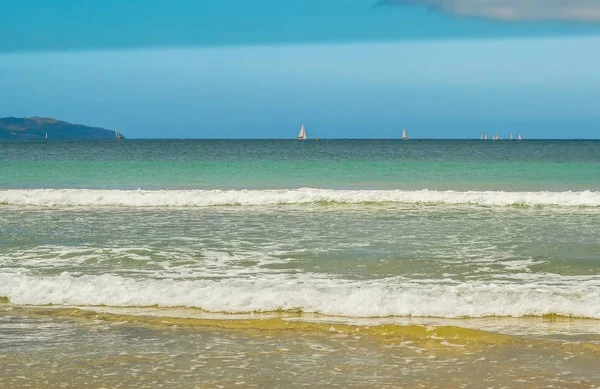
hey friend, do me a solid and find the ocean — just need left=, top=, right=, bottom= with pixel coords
left=1, top=139, right=599, bottom=388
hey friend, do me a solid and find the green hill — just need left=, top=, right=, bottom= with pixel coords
left=0, top=117, right=123, bottom=140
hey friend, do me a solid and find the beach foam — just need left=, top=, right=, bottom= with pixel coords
left=1, top=188, right=600, bottom=207
left=2, top=272, right=599, bottom=319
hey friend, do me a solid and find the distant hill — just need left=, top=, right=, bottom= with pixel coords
left=0, top=117, right=123, bottom=140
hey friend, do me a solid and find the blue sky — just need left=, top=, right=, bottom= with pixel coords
left=1, top=0, right=599, bottom=138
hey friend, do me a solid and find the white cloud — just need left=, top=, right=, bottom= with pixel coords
left=379, top=0, right=600, bottom=22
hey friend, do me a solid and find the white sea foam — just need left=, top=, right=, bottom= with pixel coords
left=1, top=188, right=600, bottom=207
left=1, top=272, right=599, bottom=319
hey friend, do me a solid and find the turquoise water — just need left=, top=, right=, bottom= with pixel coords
left=2, top=140, right=599, bottom=190
left=1, top=139, right=600, bottom=388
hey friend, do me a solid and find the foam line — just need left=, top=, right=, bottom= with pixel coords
left=1, top=188, right=599, bottom=207
left=2, top=273, right=599, bottom=319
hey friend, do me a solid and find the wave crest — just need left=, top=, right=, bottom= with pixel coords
left=1, top=188, right=600, bottom=207
left=2, top=273, right=599, bottom=319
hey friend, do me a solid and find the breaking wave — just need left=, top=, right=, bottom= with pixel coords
left=1, top=188, right=600, bottom=207
left=1, top=272, right=599, bottom=319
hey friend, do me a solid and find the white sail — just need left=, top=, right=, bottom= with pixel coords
left=115, top=126, right=122, bottom=140
left=296, top=124, right=307, bottom=140
left=45, top=133, right=48, bottom=140
left=510, top=133, right=514, bottom=140
left=402, top=128, right=408, bottom=140
left=518, top=134, right=522, bottom=140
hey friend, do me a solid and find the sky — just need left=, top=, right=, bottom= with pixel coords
left=1, top=0, right=599, bottom=139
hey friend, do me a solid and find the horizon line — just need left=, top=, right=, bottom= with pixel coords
left=4, top=138, right=599, bottom=141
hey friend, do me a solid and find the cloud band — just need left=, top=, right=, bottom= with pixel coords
left=377, top=0, right=600, bottom=22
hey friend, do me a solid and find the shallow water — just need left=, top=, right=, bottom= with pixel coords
left=1, top=306, right=599, bottom=389
left=1, top=206, right=599, bottom=318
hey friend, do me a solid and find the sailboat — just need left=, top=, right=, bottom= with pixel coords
left=115, top=126, right=122, bottom=141
left=510, top=133, right=514, bottom=141
left=402, top=128, right=408, bottom=140
left=484, top=133, right=488, bottom=140
left=296, top=124, right=307, bottom=140
left=45, top=133, right=48, bottom=141
left=517, top=134, right=522, bottom=141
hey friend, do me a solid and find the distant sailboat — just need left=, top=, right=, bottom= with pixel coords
left=402, top=128, right=408, bottom=140
left=45, top=133, right=48, bottom=141
left=296, top=124, right=307, bottom=140
left=480, top=133, right=484, bottom=140
left=510, top=133, right=514, bottom=141
left=484, top=133, right=488, bottom=140
left=517, top=134, right=522, bottom=141
left=115, top=126, right=122, bottom=141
